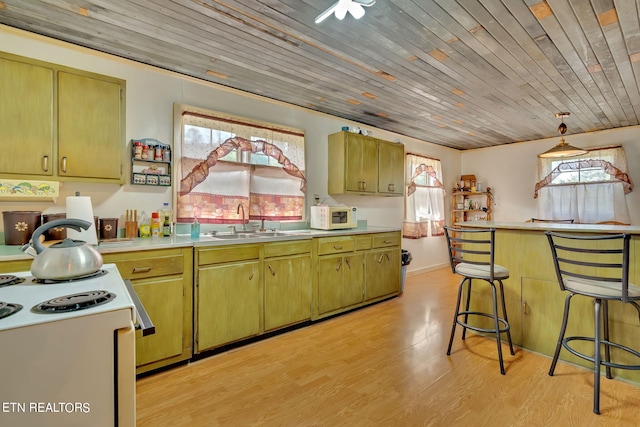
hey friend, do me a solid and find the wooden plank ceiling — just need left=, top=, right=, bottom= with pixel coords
left=1, top=0, right=639, bottom=150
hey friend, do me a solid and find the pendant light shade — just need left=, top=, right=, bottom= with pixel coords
left=538, top=112, right=587, bottom=158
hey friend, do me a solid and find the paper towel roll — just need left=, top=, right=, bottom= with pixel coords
left=66, top=195, right=98, bottom=244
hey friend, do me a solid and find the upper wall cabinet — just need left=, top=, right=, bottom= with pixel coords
left=0, top=52, right=126, bottom=184
left=328, top=131, right=404, bottom=197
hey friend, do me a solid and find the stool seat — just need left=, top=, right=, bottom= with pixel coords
left=563, top=277, right=640, bottom=299
left=444, top=226, right=515, bottom=375
left=455, top=263, right=509, bottom=280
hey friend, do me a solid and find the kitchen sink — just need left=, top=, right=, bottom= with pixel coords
left=207, top=231, right=290, bottom=240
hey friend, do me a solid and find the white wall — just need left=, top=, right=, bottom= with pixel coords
left=462, top=126, right=640, bottom=224
left=0, top=26, right=458, bottom=274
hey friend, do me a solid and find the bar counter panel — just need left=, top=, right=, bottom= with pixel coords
left=457, top=221, right=640, bottom=384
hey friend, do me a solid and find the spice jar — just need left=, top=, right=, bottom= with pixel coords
left=162, top=146, right=171, bottom=162
left=154, top=145, right=163, bottom=161
left=141, top=143, right=150, bottom=160
left=134, top=141, right=142, bottom=159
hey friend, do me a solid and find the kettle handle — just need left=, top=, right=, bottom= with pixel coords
left=30, top=218, right=92, bottom=254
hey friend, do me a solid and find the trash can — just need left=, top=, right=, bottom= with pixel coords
left=401, top=249, right=412, bottom=293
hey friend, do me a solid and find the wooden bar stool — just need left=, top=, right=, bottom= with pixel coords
left=444, top=227, right=515, bottom=375
left=546, top=231, right=640, bottom=414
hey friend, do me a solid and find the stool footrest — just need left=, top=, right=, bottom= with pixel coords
left=563, top=336, right=640, bottom=371
left=456, top=311, right=511, bottom=334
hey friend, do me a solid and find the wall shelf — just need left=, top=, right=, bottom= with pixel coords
left=130, top=139, right=171, bottom=186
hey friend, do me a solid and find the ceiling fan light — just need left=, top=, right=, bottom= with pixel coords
left=335, top=0, right=350, bottom=20
left=348, top=3, right=365, bottom=19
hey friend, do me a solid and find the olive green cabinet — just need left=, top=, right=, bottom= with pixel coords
left=328, top=131, right=404, bottom=196
left=316, top=236, right=365, bottom=316
left=198, top=260, right=262, bottom=351
left=264, top=241, right=312, bottom=331
left=102, top=247, right=193, bottom=374
left=0, top=55, right=53, bottom=177
left=195, top=244, right=262, bottom=353
left=365, top=233, right=401, bottom=300
left=377, top=140, right=405, bottom=196
left=0, top=52, right=125, bottom=183
left=328, top=131, right=378, bottom=195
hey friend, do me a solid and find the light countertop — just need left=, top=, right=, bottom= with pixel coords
left=0, top=226, right=401, bottom=261
left=457, top=220, right=640, bottom=234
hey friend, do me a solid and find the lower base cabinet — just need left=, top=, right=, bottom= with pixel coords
left=102, top=247, right=193, bottom=375
left=314, top=231, right=401, bottom=320
left=197, top=260, right=262, bottom=351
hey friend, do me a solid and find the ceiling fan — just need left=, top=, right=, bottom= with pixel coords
left=315, top=0, right=376, bottom=24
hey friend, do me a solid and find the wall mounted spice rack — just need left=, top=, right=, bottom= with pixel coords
left=130, top=138, right=172, bottom=186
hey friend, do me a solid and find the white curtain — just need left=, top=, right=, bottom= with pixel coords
left=403, top=154, right=445, bottom=238
left=537, top=182, right=630, bottom=224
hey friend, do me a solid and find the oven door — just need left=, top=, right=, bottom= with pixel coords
left=0, top=309, right=135, bottom=427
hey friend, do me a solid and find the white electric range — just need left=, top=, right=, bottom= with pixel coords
left=0, top=263, right=149, bottom=427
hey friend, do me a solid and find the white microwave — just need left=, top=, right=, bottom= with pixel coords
left=310, top=205, right=358, bottom=230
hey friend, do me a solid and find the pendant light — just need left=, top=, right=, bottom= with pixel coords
left=315, top=0, right=376, bottom=24
left=538, top=112, right=587, bottom=158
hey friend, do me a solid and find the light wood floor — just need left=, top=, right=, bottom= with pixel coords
left=136, top=268, right=640, bottom=426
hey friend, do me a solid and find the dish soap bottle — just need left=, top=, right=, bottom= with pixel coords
left=138, top=211, right=151, bottom=238
left=190, top=218, right=200, bottom=238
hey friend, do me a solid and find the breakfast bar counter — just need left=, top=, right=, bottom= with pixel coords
left=456, top=221, right=640, bottom=384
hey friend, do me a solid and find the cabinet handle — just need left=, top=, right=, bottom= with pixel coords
left=388, top=183, right=394, bottom=192
left=42, top=155, right=49, bottom=172
left=377, top=254, right=384, bottom=264
left=249, top=266, right=255, bottom=281
left=362, top=181, right=367, bottom=191
left=345, top=259, right=351, bottom=269
left=522, top=301, right=528, bottom=316
left=268, top=264, right=276, bottom=276
left=333, top=245, right=343, bottom=250
left=383, top=240, right=392, bottom=244
left=132, top=266, right=152, bottom=273
left=336, top=259, right=342, bottom=271
left=61, top=156, right=68, bottom=173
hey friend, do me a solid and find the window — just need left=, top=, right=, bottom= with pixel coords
left=176, top=105, right=306, bottom=224
left=535, top=146, right=632, bottom=224
left=403, top=154, right=446, bottom=238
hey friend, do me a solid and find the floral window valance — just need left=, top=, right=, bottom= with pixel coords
left=534, top=145, right=632, bottom=198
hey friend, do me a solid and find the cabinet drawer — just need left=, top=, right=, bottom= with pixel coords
left=372, top=232, right=401, bottom=248
left=198, top=244, right=260, bottom=266
left=317, top=236, right=355, bottom=255
left=113, top=255, right=184, bottom=280
left=264, top=240, right=311, bottom=258
left=355, top=235, right=372, bottom=251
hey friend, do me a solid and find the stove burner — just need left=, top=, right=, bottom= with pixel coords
left=32, top=269, right=108, bottom=285
left=0, top=275, right=25, bottom=288
left=32, top=290, right=116, bottom=314
left=0, top=301, right=23, bottom=319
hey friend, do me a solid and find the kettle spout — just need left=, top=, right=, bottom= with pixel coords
left=21, top=242, right=38, bottom=257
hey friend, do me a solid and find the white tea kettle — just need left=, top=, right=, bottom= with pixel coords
left=22, top=218, right=103, bottom=280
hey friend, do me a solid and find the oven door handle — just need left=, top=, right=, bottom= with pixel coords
left=123, top=279, right=156, bottom=336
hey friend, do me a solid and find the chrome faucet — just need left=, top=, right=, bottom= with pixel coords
left=237, top=203, right=246, bottom=231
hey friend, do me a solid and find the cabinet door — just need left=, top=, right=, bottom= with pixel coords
left=264, top=254, right=312, bottom=330
left=365, top=248, right=400, bottom=300
left=343, top=252, right=365, bottom=306
left=0, top=56, right=53, bottom=176
left=58, top=71, right=123, bottom=180
left=133, top=276, right=184, bottom=366
left=197, top=261, right=261, bottom=352
left=378, top=141, right=404, bottom=195
left=317, top=254, right=344, bottom=314
left=345, top=133, right=377, bottom=193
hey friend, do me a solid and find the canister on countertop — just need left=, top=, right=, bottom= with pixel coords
left=42, top=213, right=67, bottom=240
left=2, top=211, right=42, bottom=245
